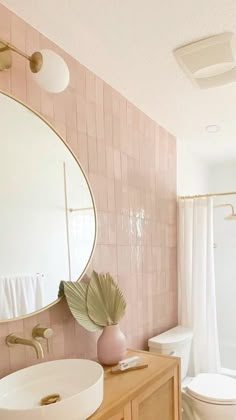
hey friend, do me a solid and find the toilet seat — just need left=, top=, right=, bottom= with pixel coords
left=186, top=373, right=236, bottom=405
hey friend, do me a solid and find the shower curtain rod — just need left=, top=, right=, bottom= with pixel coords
left=178, top=191, right=236, bottom=200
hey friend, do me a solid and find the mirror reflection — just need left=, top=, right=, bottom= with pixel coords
left=0, top=93, right=96, bottom=320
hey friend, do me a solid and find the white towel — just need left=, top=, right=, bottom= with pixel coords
left=0, top=274, right=46, bottom=319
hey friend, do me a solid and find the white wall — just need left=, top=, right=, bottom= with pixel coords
left=177, top=139, right=209, bottom=195
left=208, top=162, right=236, bottom=370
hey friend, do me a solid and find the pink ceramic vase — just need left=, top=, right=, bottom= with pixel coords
left=97, top=324, right=127, bottom=365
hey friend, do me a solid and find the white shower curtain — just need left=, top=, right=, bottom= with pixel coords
left=178, top=197, right=221, bottom=376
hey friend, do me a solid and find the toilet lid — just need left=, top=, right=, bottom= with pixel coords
left=186, top=373, right=236, bottom=405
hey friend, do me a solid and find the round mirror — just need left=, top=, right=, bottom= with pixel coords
left=0, top=92, right=97, bottom=321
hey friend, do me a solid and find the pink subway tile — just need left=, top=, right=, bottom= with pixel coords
left=53, top=91, right=66, bottom=124
left=96, top=104, right=104, bottom=139
left=142, top=246, right=153, bottom=273
left=152, top=246, right=162, bottom=274
left=0, top=4, right=11, bottom=39
left=86, top=101, right=96, bottom=137
left=121, top=184, right=130, bottom=215
left=112, top=90, right=120, bottom=117
left=114, top=149, right=121, bottom=180
left=165, top=224, right=177, bottom=248
left=95, top=77, right=103, bottom=106
left=108, top=213, right=117, bottom=244
left=26, top=74, right=41, bottom=113
left=77, top=131, right=88, bottom=172
left=50, top=323, right=65, bottom=359
left=76, top=62, right=86, bottom=97
left=54, top=121, right=66, bottom=139
left=76, top=94, right=87, bottom=133
left=117, top=214, right=130, bottom=245
left=112, top=116, right=120, bottom=149
left=127, top=101, right=134, bottom=127
left=168, top=132, right=176, bottom=155
left=25, top=25, right=40, bottom=56
left=120, top=123, right=128, bottom=154
left=97, top=136, right=106, bottom=176
left=40, top=90, right=54, bottom=120
left=97, top=213, right=109, bottom=245
left=86, top=70, right=96, bottom=103
left=66, top=127, right=78, bottom=157
left=119, top=96, right=127, bottom=125
left=99, top=245, right=117, bottom=274
left=103, top=83, right=112, bottom=112
left=104, top=113, right=113, bottom=145
left=88, top=135, right=98, bottom=174
left=106, top=145, right=114, bottom=179
left=107, top=179, right=116, bottom=212
left=130, top=246, right=143, bottom=273
left=132, top=129, right=140, bottom=161
left=121, top=153, right=128, bottom=183
left=65, top=55, right=77, bottom=90
left=0, top=71, right=11, bottom=92
left=0, top=5, right=177, bottom=377
left=65, top=91, right=77, bottom=129
left=117, top=245, right=131, bottom=275
left=11, top=14, right=26, bottom=50
left=10, top=54, right=27, bottom=101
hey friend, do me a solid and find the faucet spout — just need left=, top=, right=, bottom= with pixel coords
left=6, top=334, right=44, bottom=359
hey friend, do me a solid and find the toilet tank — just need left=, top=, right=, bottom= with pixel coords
left=148, top=326, right=193, bottom=380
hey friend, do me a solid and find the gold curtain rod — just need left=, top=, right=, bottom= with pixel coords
left=68, top=207, right=94, bottom=212
left=178, top=191, right=236, bottom=200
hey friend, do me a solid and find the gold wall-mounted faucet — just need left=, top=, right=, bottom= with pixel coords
left=32, top=324, right=53, bottom=353
left=6, top=334, right=44, bottom=359
left=32, top=324, right=53, bottom=340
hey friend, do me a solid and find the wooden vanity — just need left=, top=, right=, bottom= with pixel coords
left=89, top=349, right=181, bottom=420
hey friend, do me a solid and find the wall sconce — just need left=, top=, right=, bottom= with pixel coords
left=0, top=39, right=70, bottom=93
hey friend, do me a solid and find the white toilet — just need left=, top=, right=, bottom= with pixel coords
left=148, top=326, right=236, bottom=420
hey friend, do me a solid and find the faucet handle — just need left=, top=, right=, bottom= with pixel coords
left=32, top=324, right=53, bottom=353
left=32, top=324, right=53, bottom=340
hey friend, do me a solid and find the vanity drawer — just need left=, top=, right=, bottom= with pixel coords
left=131, top=366, right=179, bottom=419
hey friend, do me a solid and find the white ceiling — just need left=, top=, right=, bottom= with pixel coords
left=1, top=0, right=236, bottom=163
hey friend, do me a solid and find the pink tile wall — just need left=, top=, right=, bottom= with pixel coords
left=0, top=4, right=177, bottom=378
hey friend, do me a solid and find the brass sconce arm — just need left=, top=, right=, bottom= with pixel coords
left=0, top=36, right=69, bottom=92
left=0, top=38, right=42, bottom=73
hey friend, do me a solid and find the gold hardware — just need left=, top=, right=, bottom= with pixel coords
left=40, top=393, right=61, bottom=406
left=0, top=41, right=11, bottom=71
left=30, top=51, right=43, bottom=73
left=178, top=191, right=236, bottom=200
left=32, top=324, right=53, bottom=353
left=111, top=364, right=148, bottom=374
left=6, top=333, right=44, bottom=359
left=32, top=324, right=53, bottom=340
left=68, top=207, right=94, bottom=212
left=0, top=38, right=42, bottom=73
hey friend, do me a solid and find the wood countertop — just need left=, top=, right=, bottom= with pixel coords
left=89, top=349, right=180, bottom=419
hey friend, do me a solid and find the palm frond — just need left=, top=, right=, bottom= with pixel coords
left=62, top=281, right=101, bottom=332
left=87, top=271, right=126, bottom=326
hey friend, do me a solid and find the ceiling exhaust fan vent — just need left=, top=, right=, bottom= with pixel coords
left=174, top=33, right=236, bottom=89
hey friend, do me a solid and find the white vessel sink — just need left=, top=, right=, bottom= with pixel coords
left=0, top=359, right=104, bottom=420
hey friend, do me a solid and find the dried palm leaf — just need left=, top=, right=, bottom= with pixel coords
left=87, top=271, right=126, bottom=327
left=60, top=280, right=101, bottom=332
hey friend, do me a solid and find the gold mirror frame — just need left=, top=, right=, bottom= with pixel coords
left=0, top=89, right=97, bottom=323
